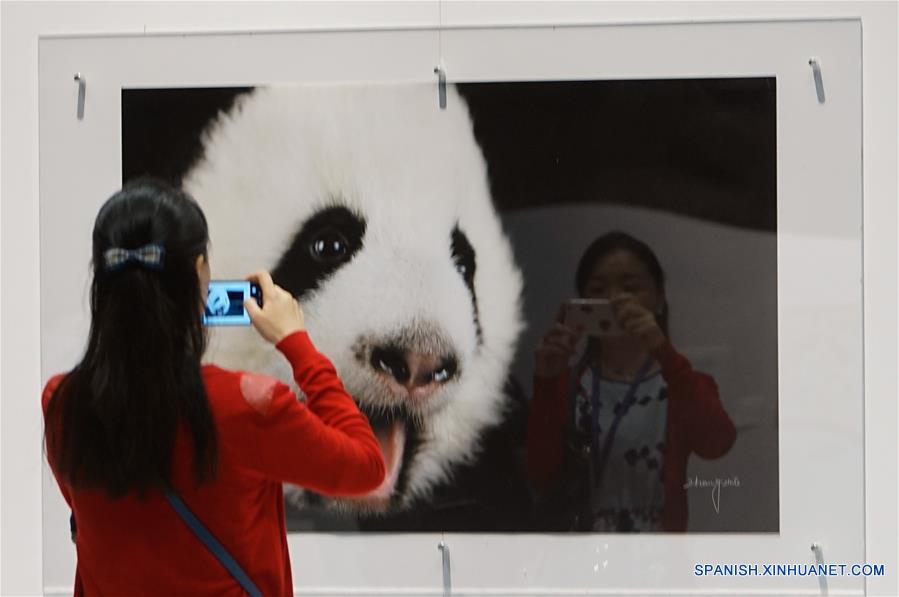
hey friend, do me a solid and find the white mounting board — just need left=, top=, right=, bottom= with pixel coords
left=38, top=18, right=862, bottom=595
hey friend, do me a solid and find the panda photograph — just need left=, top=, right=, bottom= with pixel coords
left=121, top=77, right=777, bottom=534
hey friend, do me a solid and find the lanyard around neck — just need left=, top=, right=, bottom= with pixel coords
left=587, top=357, right=655, bottom=489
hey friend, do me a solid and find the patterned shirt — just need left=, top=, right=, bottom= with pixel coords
left=572, top=367, right=668, bottom=531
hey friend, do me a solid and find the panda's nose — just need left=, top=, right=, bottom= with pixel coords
left=370, top=346, right=458, bottom=399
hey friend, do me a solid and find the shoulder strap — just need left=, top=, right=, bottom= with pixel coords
left=592, top=357, right=656, bottom=490
left=165, top=490, right=263, bottom=597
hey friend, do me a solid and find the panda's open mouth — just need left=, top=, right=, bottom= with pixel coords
left=350, top=404, right=420, bottom=511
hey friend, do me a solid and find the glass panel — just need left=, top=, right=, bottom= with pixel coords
left=40, top=18, right=863, bottom=595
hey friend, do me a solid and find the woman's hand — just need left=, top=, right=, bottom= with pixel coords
left=244, top=271, right=306, bottom=344
left=534, top=306, right=582, bottom=379
left=609, top=293, right=666, bottom=352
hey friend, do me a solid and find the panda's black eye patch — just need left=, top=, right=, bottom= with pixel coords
left=451, top=226, right=482, bottom=342
left=272, top=205, right=365, bottom=299
left=451, top=227, right=476, bottom=290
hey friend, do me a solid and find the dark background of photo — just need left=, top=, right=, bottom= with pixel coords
left=122, top=78, right=778, bottom=532
left=123, top=79, right=776, bottom=232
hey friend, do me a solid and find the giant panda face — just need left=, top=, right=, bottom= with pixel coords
left=184, top=84, right=522, bottom=512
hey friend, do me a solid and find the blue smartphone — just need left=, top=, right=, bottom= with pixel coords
left=203, top=280, right=263, bottom=326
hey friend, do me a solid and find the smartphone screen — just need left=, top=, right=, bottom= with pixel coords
left=203, top=280, right=262, bottom=326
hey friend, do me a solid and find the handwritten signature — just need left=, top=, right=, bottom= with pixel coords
left=683, top=476, right=741, bottom=514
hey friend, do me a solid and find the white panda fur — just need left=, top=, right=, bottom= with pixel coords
left=183, top=84, right=524, bottom=511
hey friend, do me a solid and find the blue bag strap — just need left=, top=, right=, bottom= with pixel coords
left=165, top=490, right=263, bottom=597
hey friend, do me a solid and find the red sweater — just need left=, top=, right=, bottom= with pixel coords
left=526, top=341, right=736, bottom=531
left=43, top=331, right=385, bottom=596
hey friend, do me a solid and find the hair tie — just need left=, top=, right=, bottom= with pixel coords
left=103, top=244, right=165, bottom=273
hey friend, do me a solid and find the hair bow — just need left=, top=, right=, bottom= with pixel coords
left=103, top=244, right=166, bottom=272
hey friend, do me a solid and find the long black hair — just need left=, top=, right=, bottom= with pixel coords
left=574, top=230, right=669, bottom=337
left=45, top=178, right=217, bottom=497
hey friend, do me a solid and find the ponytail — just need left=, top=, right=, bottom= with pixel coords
left=46, top=178, right=217, bottom=497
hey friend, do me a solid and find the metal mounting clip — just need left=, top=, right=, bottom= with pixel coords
left=74, top=73, right=86, bottom=120
left=438, top=540, right=451, bottom=596
left=434, top=66, right=447, bottom=110
left=810, top=542, right=829, bottom=595
left=809, top=58, right=825, bottom=103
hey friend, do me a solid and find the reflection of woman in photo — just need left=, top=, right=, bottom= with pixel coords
left=526, top=231, right=736, bottom=532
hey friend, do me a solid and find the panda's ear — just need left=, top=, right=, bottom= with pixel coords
left=122, top=87, right=253, bottom=186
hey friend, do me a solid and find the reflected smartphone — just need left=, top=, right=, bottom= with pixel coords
left=203, top=280, right=263, bottom=326
left=563, top=298, right=623, bottom=337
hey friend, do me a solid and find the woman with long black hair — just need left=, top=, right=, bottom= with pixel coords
left=43, top=178, right=385, bottom=596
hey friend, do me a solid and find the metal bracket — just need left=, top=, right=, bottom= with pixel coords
left=434, top=66, right=447, bottom=110
left=437, top=540, right=451, bottom=596
left=810, top=542, right=829, bottom=595
left=74, top=73, right=86, bottom=120
left=808, top=58, right=825, bottom=104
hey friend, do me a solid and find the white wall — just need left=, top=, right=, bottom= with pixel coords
left=2, top=2, right=895, bottom=596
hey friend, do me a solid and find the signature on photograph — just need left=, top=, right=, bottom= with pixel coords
left=683, top=476, right=741, bottom=514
